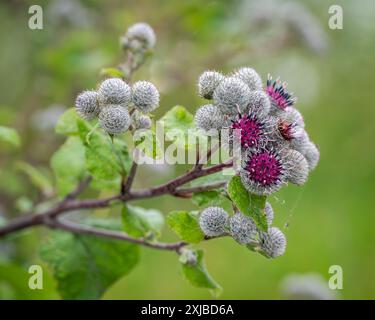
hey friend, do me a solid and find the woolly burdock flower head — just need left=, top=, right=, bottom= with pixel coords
left=266, top=74, right=296, bottom=113
left=132, top=81, right=160, bottom=113
left=260, top=227, right=286, bottom=258
left=230, top=113, right=273, bottom=149
left=99, top=105, right=131, bottom=135
left=284, top=149, right=309, bottom=186
left=75, top=90, right=99, bottom=120
left=135, top=115, right=152, bottom=130
left=121, top=22, right=156, bottom=51
left=232, top=67, right=263, bottom=91
left=213, top=77, right=251, bottom=115
left=195, top=104, right=226, bottom=131
left=300, top=140, right=320, bottom=171
left=240, top=146, right=290, bottom=195
left=282, top=107, right=305, bottom=128
left=245, top=90, right=271, bottom=119
left=98, top=78, right=131, bottom=107
left=265, top=202, right=274, bottom=226
left=198, top=71, right=225, bottom=100
left=229, top=213, right=257, bottom=245
left=199, top=206, right=229, bottom=237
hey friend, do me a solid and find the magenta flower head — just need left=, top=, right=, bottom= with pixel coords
left=230, top=113, right=274, bottom=149
left=240, top=145, right=291, bottom=195
left=266, top=74, right=297, bottom=114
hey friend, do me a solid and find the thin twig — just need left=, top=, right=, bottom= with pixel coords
left=45, top=217, right=187, bottom=252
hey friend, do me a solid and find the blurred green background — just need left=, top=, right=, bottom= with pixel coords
left=0, top=0, right=374, bottom=299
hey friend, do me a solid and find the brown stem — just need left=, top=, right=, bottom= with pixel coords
left=0, top=160, right=233, bottom=250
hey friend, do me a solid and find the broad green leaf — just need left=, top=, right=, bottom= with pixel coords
left=192, top=190, right=224, bottom=207
left=227, top=176, right=268, bottom=231
left=16, top=161, right=53, bottom=196
left=0, top=125, right=20, bottom=147
left=167, top=210, right=204, bottom=244
left=180, top=249, right=222, bottom=297
left=249, top=193, right=267, bottom=232
left=77, top=119, right=132, bottom=190
left=55, top=108, right=80, bottom=135
left=134, top=128, right=162, bottom=160
left=40, top=219, right=139, bottom=300
left=122, top=204, right=164, bottom=239
left=160, top=105, right=198, bottom=149
left=50, top=136, right=86, bottom=197
left=0, top=263, right=58, bottom=299
left=100, top=67, right=125, bottom=78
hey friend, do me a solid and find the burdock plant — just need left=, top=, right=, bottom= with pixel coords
left=0, top=21, right=319, bottom=299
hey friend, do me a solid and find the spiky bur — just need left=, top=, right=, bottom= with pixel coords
left=245, top=90, right=271, bottom=118
left=195, top=104, right=227, bottom=131
left=120, top=22, right=156, bottom=51
left=99, top=105, right=131, bottom=135
left=75, top=90, right=99, bottom=120
left=266, top=75, right=296, bottom=114
left=135, top=115, right=152, bottom=130
left=265, top=202, right=274, bottom=226
left=229, top=213, right=257, bottom=245
left=230, top=113, right=273, bottom=149
left=284, top=149, right=309, bottom=185
left=282, top=107, right=305, bottom=128
left=259, top=227, right=286, bottom=258
left=300, top=140, right=320, bottom=171
left=240, top=147, right=290, bottom=196
left=98, top=78, right=131, bottom=107
left=199, top=207, right=229, bottom=237
left=213, top=77, right=251, bottom=115
left=131, top=81, right=160, bottom=113
left=232, top=67, right=263, bottom=91
left=198, top=71, right=225, bottom=100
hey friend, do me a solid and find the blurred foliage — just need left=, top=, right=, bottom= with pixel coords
left=0, top=0, right=375, bottom=299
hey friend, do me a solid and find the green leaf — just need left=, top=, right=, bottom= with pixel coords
left=55, top=108, right=80, bottom=136
left=227, top=176, right=268, bottom=231
left=134, top=129, right=162, bottom=160
left=180, top=249, right=222, bottom=297
left=16, top=161, right=53, bottom=196
left=249, top=193, right=268, bottom=232
left=160, top=105, right=198, bottom=149
left=192, top=190, right=224, bottom=207
left=40, top=219, right=140, bottom=300
left=50, top=137, right=86, bottom=197
left=100, top=67, right=125, bottom=78
left=77, top=119, right=132, bottom=190
left=167, top=210, right=204, bottom=244
left=122, top=204, right=164, bottom=239
left=0, top=125, right=20, bottom=147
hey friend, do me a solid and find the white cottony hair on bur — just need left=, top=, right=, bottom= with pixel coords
left=229, top=213, right=257, bottom=244
left=265, top=202, right=274, bottom=226
left=284, top=149, right=309, bottom=186
left=246, top=90, right=271, bottom=119
left=199, top=206, right=229, bottom=237
left=194, top=104, right=226, bottom=131
left=75, top=90, right=99, bottom=120
left=213, top=77, right=251, bottom=115
left=99, top=105, right=131, bottom=135
left=259, top=227, right=287, bottom=258
left=300, top=140, right=320, bottom=171
left=283, top=107, right=305, bottom=128
left=232, top=67, right=263, bottom=91
left=132, top=81, right=160, bottom=113
left=123, top=22, right=156, bottom=50
left=98, top=78, right=131, bottom=107
left=198, top=71, right=225, bottom=100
